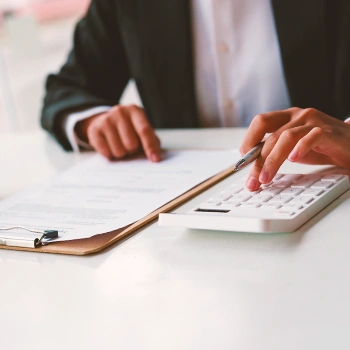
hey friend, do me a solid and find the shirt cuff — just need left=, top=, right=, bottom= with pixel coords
left=344, top=116, right=350, bottom=124
left=65, top=106, right=112, bottom=152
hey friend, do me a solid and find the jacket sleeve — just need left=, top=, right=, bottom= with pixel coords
left=41, top=0, right=130, bottom=150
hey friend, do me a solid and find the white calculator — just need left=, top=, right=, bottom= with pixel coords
left=159, top=173, right=350, bottom=233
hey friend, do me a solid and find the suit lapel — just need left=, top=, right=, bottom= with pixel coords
left=271, top=0, right=333, bottom=114
left=137, top=0, right=198, bottom=127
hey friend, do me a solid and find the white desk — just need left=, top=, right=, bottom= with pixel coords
left=1, top=129, right=350, bottom=350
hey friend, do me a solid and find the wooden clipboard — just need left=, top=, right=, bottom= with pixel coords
left=0, top=165, right=236, bottom=256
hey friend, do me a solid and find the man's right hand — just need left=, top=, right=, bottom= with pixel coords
left=75, top=104, right=161, bottom=162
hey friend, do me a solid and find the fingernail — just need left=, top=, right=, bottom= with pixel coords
left=246, top=177, right=258, bottom=190
left=288, top=150, right=299, bottom=162
left=151, top=153, right=160, bottom=162
left=259, top=170, right=269, bottom=183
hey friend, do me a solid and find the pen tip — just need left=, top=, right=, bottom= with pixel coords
left=234, top=159, right=245, bottom=171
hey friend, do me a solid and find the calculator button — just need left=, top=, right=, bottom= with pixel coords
left=261, top=183, right=273, bottom=189
left=260, top=187, right=283, bottom=195
left=258, top=203, right=282, bottom=212
left=269, top=195, right=293, bottom=204
left=321, top=174, right=344, bottom=182
left=240, top=188, right=262, bottom=194
left=260, top=203, right=282, bottom=209
left=248, top=195, right=273, bottom=203
left=210, top=193, right=228, bottom=200
left=272, top=180, right=292, bottom=188
left=291, top=175, right=321, bottom=188
left=232, top=187, right=244, bottom=194
left=233, top=193, right=253, bottom=202
left=310, top=181, right=333, bottom=189
left=279, top=188, right=303, bottom=196
left=300, top=188, right=324, bottom=196
left=225, top=198, right=242, bottom=204
left=289, top=196, right=314, bottom=204
left=197, top=203, right=222, bottom=210
left=222, top=185, right=244, bottom=193
left=274, top=209, right=296, bottom=216
left=282, top=203, right=304, bottom=210
left=240, top=202, right=262, bottom=209
left=279, top=174, right=303, bottom=183
left=219, top=203, right=241, bottom=210
left=202, top=200, right=221, bottom=206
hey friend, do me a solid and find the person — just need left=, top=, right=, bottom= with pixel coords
left=41, top=0, right=350, bottom=191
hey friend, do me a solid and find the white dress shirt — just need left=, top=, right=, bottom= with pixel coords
left=192, top=0, right=290, bottom=127
left=65, top=0, right=291, bottom=150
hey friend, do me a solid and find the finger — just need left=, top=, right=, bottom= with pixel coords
left=290, top=126, right=350, bottom=169
left=245, top=140, right=275, bottom=191
left=245, top=126, right=311, bottom=190
left=288, top=127, right=329, bottom=163
left=88, top=128, right=112, bottom=160
left=103, top=119, right=127, bottom=159
left=258, top=126, right=312, bottom=184
left=240, top=109, right=293, bottom=155
left=292, top=150, right=332, bottom=165
left=113, top=108, right=141, bottom=154
left=129, top=106, right=161, bottom=162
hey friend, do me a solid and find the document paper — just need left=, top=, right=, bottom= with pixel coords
left=0, top=150, right=240, bottom=242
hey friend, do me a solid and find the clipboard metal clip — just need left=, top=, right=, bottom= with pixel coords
left=0, top=226, right=59, bottom=249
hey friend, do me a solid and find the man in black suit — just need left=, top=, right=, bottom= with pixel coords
left=41, top=0, right=350, bottom=191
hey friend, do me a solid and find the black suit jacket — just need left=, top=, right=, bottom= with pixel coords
left=41, top=0, right=350, bottom=150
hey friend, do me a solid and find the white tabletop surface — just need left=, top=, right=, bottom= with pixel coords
left=1, top=128, right=350, bottom=350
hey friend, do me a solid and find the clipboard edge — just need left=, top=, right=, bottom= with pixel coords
left=0, top=164, right=236, bottom=256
